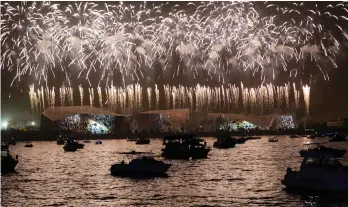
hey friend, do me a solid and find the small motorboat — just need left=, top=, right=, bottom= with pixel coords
left=299, top=146, right=346, bottom=158
left=110, top=156, right=171, bottom=178
left=24, top=141, right=33, bottom=147
left=282, top=155, right=348, bottom=192
left=63, top=143, right=77, bottom=152
left=269, top=137, right=279, bottom=142
left=289, top=134, right=300, bottom=138
left=136, top=138, right=150, bottom=145
left=95, top=140, right=102, bottom=144
left=83, top=139, right=91, bottom=143
left=57, top=135, right=66, bottom=145
left=57, top=137, right=65, bottom=145
left=213, top=136, right=236, bottom=149
left=162, top=134, right=211, bottom=159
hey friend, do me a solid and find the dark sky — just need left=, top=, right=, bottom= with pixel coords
left=1, top=1, right=348, bottom=121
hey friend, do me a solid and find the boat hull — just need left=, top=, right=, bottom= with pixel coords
left=282, top=170, right=348, bottom=192
left=110, top=163, right=171, bottom=177
left=282, top=177, right=348, bottom=192
left=1, top=158, right=18, bottom=173
left=299, top=149, right=346, bottom=158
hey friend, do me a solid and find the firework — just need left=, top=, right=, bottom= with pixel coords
left=1, top=2, right=347, bottom=87
left=302, top=84, right=311, bottom=116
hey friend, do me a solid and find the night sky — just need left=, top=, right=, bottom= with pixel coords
left=1, top=1, right=348, bottom=121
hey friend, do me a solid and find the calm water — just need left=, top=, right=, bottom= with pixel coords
left=2, top=136, right=348, bottom=207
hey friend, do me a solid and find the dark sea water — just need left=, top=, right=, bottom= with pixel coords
left=2, top=136, right=348, bottom=207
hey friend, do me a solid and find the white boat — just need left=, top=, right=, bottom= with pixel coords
left=282, top=155, right=348, bottom=192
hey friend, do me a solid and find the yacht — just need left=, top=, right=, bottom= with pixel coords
left=282, top=154, right=348, bottom=192
left=213, top=136, right=236, bottom=149
left=299, top=146, right=346, bottom=158
left=136, top=138, right=150, bottom=145
left=24, top=141, right=33, bottom=147
left=1, top=142, right=18, bottom=173
left=161, top=134, right=211, bottom=159
left=110, top=156, right=171, bottom=177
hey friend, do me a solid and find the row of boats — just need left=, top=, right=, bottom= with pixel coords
left=110, top=134, right=263, bottom=176
left=3, top=133, right=348, bottom=193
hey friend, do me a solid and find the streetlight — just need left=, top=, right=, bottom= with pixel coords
left=31, top=121, right=35, bottom=126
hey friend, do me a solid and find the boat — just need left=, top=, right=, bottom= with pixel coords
left=127, top=137, right=138, bottom=142
left=329, top=134, right=347, bottom=142
left=95, top=140, right=102, bottom=144
left=135, top=138, right=150, bottom=145
left=24, top=141, right=33, bottom=147
left=57, top=135, right=67, bottom=144
left=83, top=139, right=91, bottom=143
left=289, top=134, right=300, bottom=138
left=1, top=142, right=19, bottom=173
left=281, top=154, right=348, bottom=192
left=57, top=139, right=65, bottom=145
left=299, top=146, right=346, bottom=158
left=9, top=137, right=16, bottom=145
left=161, top=134, right=211, bottom=159
left=57, top=135, right=66, bottom=145
left=269, top=137, right=279, bottom=142
left=71, top=140, right=84, bottom=149
left=63, top=143, right=77, bottom=152
left=110, top=156, right=171, bottom=177
left=63, top=140, right=84, bottom=151
left=213, top=136, right=236, bottom=149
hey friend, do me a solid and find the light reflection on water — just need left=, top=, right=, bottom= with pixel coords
left=1, top=136, right=348, bottom=207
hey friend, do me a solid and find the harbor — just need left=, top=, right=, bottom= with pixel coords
left=2, top=136, right=348, bottom=206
